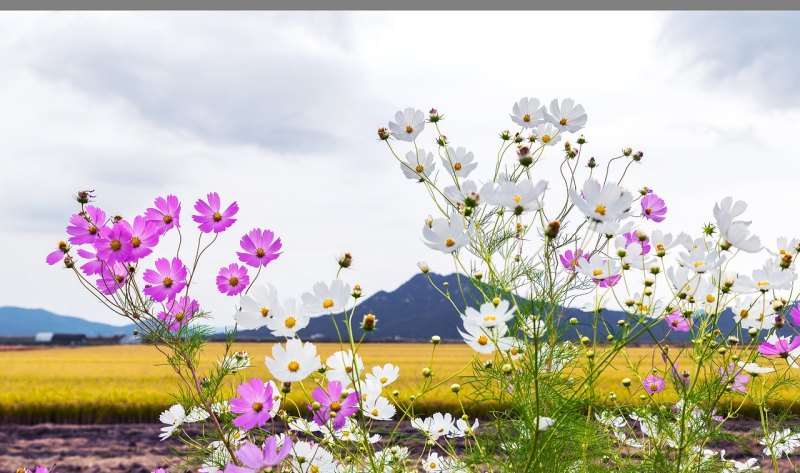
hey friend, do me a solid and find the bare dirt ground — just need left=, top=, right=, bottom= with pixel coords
left=2, top=421, right=798, bottom=472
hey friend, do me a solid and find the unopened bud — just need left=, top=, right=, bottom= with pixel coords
left=622, top=378, right=632, bottom=387
left=311, top=401, right=321, bottom=410
left=569, top=317, right=578, bottom=326
left=632, top=151, right=644, bottom=161
left=282, top=382, right=292, bottom=394
left=580, top=336, right=590, bottom=345
left=361, top=313, right=377, bottom=331
left=617, top=319, right=625, bottom=327
left=63, top=255, right=75, bottom=268
left=377, top=127, right=390, bottom=140
left=501, top=363, right=513, bottom=374
left=75, top=189, right=94, bottom=204
left=429, top=108, right=441, bottom=122
left=775, top=316, right=785, bottom=329
left=473, top=272, right=483, bottom=280
left=417, top=261, right=430, bottom=274
left=352, top=284, right=362, bottom=298
left=500, top=130, right=511, bottom=141
left=451, top=384, right=461, bottom=393
left=338, top=252, right=353, bottom=269
left=577, top=135, right=586, bottom=145
left=623, top=147, right=633, bottom=157
left=748, top=327, right=759, bottom=337
left=436, top=135, right=448, bottom=146
left=586, top=157, right=597, bottom=168
left=431, top=335, right=441, bottom=345
left=517, top=146, right=533, bottom=167
left=422, top=367, right=432, bottom=378
left=586, top=350, right=595, bottom=359
left=545, top=220, right=561, bottom=239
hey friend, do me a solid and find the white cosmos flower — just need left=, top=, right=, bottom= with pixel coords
left=186, top=405, right=210, bottom=423
left=570, top=179, right=633, bottom=223
left=575, top=256, right=621, bottom=282
left=326, top=418, right=380, bottom=444
left=442, top=146, right=478, bottom=178
left=159, top=403, right=186, bottom=440
left=289, top=417, right=321, bottom=434
left=265, top=338, right=321, bottom=382
left=401, top=149, right=436, bottom=182
left=422, top=214, right=470, bottom=254
left=362, top=395, right=396, bottom=420
left=738, top=361, right=776, bottom=376
left=463, top=299, right=516, bottom=329
left=198, top=440, right=234, bottom=473
left=219, top=350, right=251, bottom=373
left=676, top=247, right=725, bottom=274
left=546, top=98, right=587, bottom=133
left=235, top=284, right=279, bottom=330
left=388, top=107, right=425, bottom=141
left=734, top=261, right=796, bottom=293
left=522, top=317, right=547, bottom=337
left=289, top=441, right=337, bottom=473
left=480, top=179, right=548, bottom=215
left=531, top=122, right=562, bottom=146
left=510, top=97, right=546, bottom=128
left=302, top=280, right=352, bottom=317
left=448, top=418, right=479, bottom=438
left=731, top=296, right=775, bottom=330
left=443, top=180, right=480, bottom=210
left=771, top=237, right=800, bottom=258
left=365, top=363, right=399, bottom=387
left=713, top=197, right=761, bottom=253
left=595, top=412, right=627, bottom=430
left=722, top=458, right=760, bottom=473
left=412, top=412, right=455, bottom=440
left=325, top=350, right=364, bottom=387
left=760, top=428, right=800, bottom=458
left=535, top=416, right=556, bottom=431
left=459, top=322, right=514, bottom=354
left=650, top=230, right=691, bottom=257
left=591, top=219, right=636, bottom=237
left=265, top=298, right=310, bottom=337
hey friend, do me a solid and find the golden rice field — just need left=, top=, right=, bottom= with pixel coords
left=0, top=343, right=796, bottom=423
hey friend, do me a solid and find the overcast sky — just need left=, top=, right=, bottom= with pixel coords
left=2, top=11, right=799, bottom=327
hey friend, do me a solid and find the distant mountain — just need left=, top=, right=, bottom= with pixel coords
left=234, top=273, right=742, bottom=343
left=0, top=307, right=135, bottom=336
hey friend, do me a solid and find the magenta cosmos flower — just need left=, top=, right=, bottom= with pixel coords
left=641, top=192, right=667, bottom=223
left=217, top=263, right=249, bottom=296
left=230, top=378, right=275, bottom=430
left=237, top=228, right=282, bottom=268
left=790, top=303, right=800, bottom=326
left=121, top=216, right=161, bottom=262
left=224, top=437, right=292, bottom=473
left=642, top=374, right=666, bottom=395
left=77, top=248, right=103, bottom=275
left=143, top=257, right=188, bottom=302
left=145, top=194, right=181, bottom=235
left=622, top=230, right=651, bottom=254
left=66, top=205, right=107, bottom=245
left=96, top=262, right=129, bottom=295
left=595, top=274, right=621, bottom=288
left=665, top=310, right=691, bottom=332
left=93, top=221, right=134, bottom=264
left=719, top=363, right=750, bottom=393
left=758, top=336, right=800, bottom=358
left=46, top=241, right=70, bottom=265
left=157, top=296, right=199, bottom=331
left=151, top=469, right=168, bottom=473
left=559, top=249, right=588, bottom=271
left=192, top=192, right=238, bottom=233
left=310, top=380, right=360, bottom=430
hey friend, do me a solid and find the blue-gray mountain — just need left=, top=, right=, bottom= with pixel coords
left=0, top=307, right=135, bottom=336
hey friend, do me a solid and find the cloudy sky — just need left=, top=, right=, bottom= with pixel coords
left=2, top=11, right=798, bottom=327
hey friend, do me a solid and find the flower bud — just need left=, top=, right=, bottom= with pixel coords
left=513, top=133, right=523, bottom=143
left=623, top=147, right=632, bottom=157
left=545, top=220, right=561, bottom=239
left=63, top=255, right=75, bottom=268
left=361, top=313, right=377, bottom=331
left=281, top=382, right=292, bottom=394
left=569, top=317, right=578, bottom=326
left=377, top=127, right=390, bottom=140
left=577, top=135, right=586, bottom=145
left=617, top=319, right=625, bottom=327
left=75, top=189, right=94, bottom=204
left=608, top=392, right=617, bottom=401
left=586, top=350, right=595, bottom=359
left=132, top=329, right=139, bottom=336
left=409, top=395, right=416, bottom=401
left=639, top=394, right=647, bottom=401
left=473, top=271, right=483, bottom=280
left=728, top=336, right=739, bottom=345
left=392, top=390, right=399, bottom=397
left=500, top=130, right=511, bottom=141
left=428, top=108, right=441, bottom=122
left=775, top=316, right=785, bottom=329
left=352, top=284, right=362, bottom=298
left=649, top=264, right=660, bottom=275
left=436, top=135, right=448, bottom=146
left=607, top=334, right=614, bottom=342
left=632, top=151, right=644, bottom=162
left=338, top=252, right=353, bottom=269
left=451, top=384, right=461, bottom=393
left=718, top=347, right=727, bottom=355
left=311, top=401, right=321, bottom=410
left=622, top=378, right=632, bottom=387
left=586, top=157, right=597, bottom=168
left=580, top=336, right=590, bottom=345
left=501, top=363, right=513, bottom=374
left=748, top=327, right=758, bottom=337
left=431, top=335, right=441, bottom=345
left=517, top=146, right=533, bottom=167
left=422, top=367, right=432, bottom=378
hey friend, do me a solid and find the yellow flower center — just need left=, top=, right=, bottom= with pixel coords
left=483, top=315, right=496, bottom=322
left=88, top=225, right=98, bottom=235
left=162, top=277, right=174, bottom=288
left=592, top=269, right=603, bottom=277
left=380, top=376, right=388, bottom=384
left=415, top=164, right=424, bottom=173
left=228, top=276, right=239, bottom=287
left=522, top=113, right=531, bottom=122
left=693, top=261, right=705, bottom=269
left=288, top=361, right=300, bottom=372
left=110, top=239, right=122, bottom=251
left=445, top=238, right=456, bottom=248
left=256, top=248, right=265, bottom=257
left=311, top=467, right=319, bottom=473
left=454, top=162, right=462, bottom=171
left=645, top=207, right=652, bottom=215
left=477, top=335, right=489, bottom=345
left=559, top=117, right=568, bottom=126
left=322, top=298, right=334, bottom=309
left=212, top=212, right=222, bottom=222
left=405, top=125, right=414, bottom=134
left=371, top=408, right=379, bottom=416
left=175, top=312, right=184, bottom=322
left=162, top=215, right=173, bottom=224
left=756, top=281, right=770, bottom=288
left=649, top=383, right=658, bottom=392
left=542, top=134, right=551, bottom=143
left=260, top=307, right=269, bottom=317
left=330, top=402, right=341, bottom=412
left=284, top=316, right=297, bottom=328
left=251, top=402, right=263, bottom=412
left=513, top=195, right=522, bottom=203
left=739, top=309, right=749, bottom=318
left=706, top=294, right=715, bottom=303
left=594, top=204, right=606, bottom=216
left=131, top=236, right=141, bottom=248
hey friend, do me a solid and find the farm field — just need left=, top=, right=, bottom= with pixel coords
left=0, top=343, right=796, bottom=423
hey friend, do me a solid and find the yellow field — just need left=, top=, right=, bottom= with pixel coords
left=0, top=343, right=795, bottom=422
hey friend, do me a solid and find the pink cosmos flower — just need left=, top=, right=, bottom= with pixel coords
left=151, top=469, right=168, bottom=473
left=665, top=310, right=691, bottom=332
left=758, top=336, right=800, bottom=358
left=145, top=194, right=181, bottom=235
left=310, top=380, right=360, bottom=430
left=559, top=249, right=589, bottom=271
left=595, top=274, right=621, bottom=288
left=77, top=248, right=103, bottom=276
left=93, top=221, right=133, bottom=264
left=719, top=363, right=749, bottom=393
left=230, top=378, right=275, bottom=430
left=790, top=303, right=800, bottom=327
left=143, top=257, right=188, bottom=302
left=671, top=363, right=690, bottom=387
left=224, top=437, right=292, bottom=473
left=622, top=230, right=651, bottom=254
left=46, top=241, right=70, bottom=265
left=157, top=296, right=199, bottom=331
left=66, top=205, right=107, bottom=245
left=121, top=216, right=161, bottom=262
left=96, top=262, right=129, bottom=295
left=237, top=228, right=282, bottom=268
left=19, top=468, right=49, bottom=473
left=193, top=192, right=238, bottom=233
left=641, top=193, right=667, bottom=223
left=642, top=374, right=666, bottom=395
left=216, top=263, right=249, bottom=296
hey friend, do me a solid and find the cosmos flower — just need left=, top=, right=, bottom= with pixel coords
left=230, top=378, right=275, bottom=431
left=362, top=393, right=396, bottom=421
left=531, top=122, right=562, bottom=146
left=737, top=361, right=776, bottom=376
left=93, top=221, right=134, bottom=264
left=66, top=205, right=107, bottom=244
left=734, top=261, right=796, bottom=293
left=122, top=215, right=161, bottom=262
left=325, top=350, right=364, bottom=387
left=758, top=336, right=800, bottom=358
left=642, top=374, right=666, bottom=395
left=545, top=98, right=587, bottom=133
left=676, top=247, right=725, bottom=274
left=412, top=412, right=456, bottom=440
left=641, top=192, right=667, bottom=222
left=157, top=296, right=200, bottom=332
left=569, top=179, right=633, bottom=223
left=235, top=284, right=280, bottom=330
left=288, top=441, right=337, bottom=473
left=77, top=248, right=103, bottom=276
left=46, top=240, right=70, bottom=265
left=718, top=364, right=749, bottom=393
left=759, top=428, right=800, bottom=458
left=443, top=180, right=480, bottom=211
left=462, top=299, right=516, bottom=329
left=96, top=261, right=129, bottom=295
left=224, top=436, right=292, bottom=473
left=193, top=192, right=238, bottom=233
left=388, top=107, right=425, bottom=141
left=264, top=338, right=321, bottom=383
left=559, top=249, right=589, bottom=271
left=510, top=97, right=546, bottom=128
left=422, top=214, right=470, bottom=254
left=365, top=363, right=400, bottom=388
left=265, top=298, right=309, bottom=338
left=665, top=310, right=692, bottom=332
left=442, top=146, right=478, bottom=178
left=731, top=296, right=776, bottom=331
left=480, top=179, right=548, bottom=215
left=576, top=257, right=621, bottom=287
left=310, top=381, right=360, bottom=431
left=216, top=263, right=250, bottom=296
left=713, top=197, right=761, bottom=253
left=459, top=322, right=514, bottom=354
left=301, top=280, right=352, bottom=317
left=143, top=257, right=188, bottom=302
left=145, top=194, right=181, bottom=235
left=400, top=149, right=436, bottom=182
left=237, top=228, right=282, bottom=268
